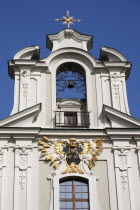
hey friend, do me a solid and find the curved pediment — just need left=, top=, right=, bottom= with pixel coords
left=100, top=47, right=127, bottom=62
left=13, top=46, right=40, bottom=60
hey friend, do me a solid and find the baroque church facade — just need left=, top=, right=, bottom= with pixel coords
left=0, top=24, right=140, bottom=210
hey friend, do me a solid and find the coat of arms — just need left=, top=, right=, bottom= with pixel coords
left=39, top=137, right=103, bottom=175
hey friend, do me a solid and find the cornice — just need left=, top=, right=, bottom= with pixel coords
left=106, top=128, right=140, bottom=136
left=0, top=127, right=140, bottom=139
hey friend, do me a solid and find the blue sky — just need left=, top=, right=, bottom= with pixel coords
left=0, top=0, right=140, bottom=119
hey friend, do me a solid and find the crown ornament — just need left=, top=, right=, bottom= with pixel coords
left=68, top=138, right=78, bottom=148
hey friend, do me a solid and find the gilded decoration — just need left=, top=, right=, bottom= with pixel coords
left=55, top=10, right=82, bottom=28
left=39, top=137, right=103, bottom=175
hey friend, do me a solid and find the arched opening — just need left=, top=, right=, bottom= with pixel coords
left=59, top=177, right=89, bottom=210
left=56, top=62, right=86, bottom=100
left=55, top=62, right=89, bottom=128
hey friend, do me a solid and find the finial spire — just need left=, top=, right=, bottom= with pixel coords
left=55, top=10, right=82, bottom=28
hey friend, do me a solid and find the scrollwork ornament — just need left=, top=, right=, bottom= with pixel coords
left=19, top=170, right=27, bottom=190
left=21, top=71, right=30, bottom=98
left=16, top=147, right=30, bottom=170
left=110, top=73, right=121, bottom=98
left=113, top=146, right=131, bottom=190
left=0, top=147, right=8, bottom=192
left=120, top=170, right=128, bottom=190
left=15, top=146, right=32, bottom=190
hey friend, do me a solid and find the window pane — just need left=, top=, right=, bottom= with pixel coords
left=82, top=185, right=88, bottom=192
left=60, top=182, right=64, bottom=186
left=83, top=201, right=89, bottom=208
left=75, top=185, right=81, bottom=192
left=76, top=201, right=83, bottom=208
left=60, top=202, right=66, bottom=208
left=66, top=202, right=73, bottom=208
left=75, top=193, right=82, bottom=199
left=60, top=185, right=65, bottom=192
left=60, top=193, right=65, bottom=199
left=65, top=180, right=72, bottom=185
left=65, top=193, right=72, bottom=199
left=60, top=180, right=72, bottom=186
left=75, top=180, right=81, bottom=185
left=65, top=186, right=72, bottom=192
left=82, top=182, right=87, bottom=186
left=82, top=193, right=89, bottom=199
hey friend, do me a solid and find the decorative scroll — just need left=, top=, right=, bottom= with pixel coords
left=0, top=146, right=7, bottom=192
left=15, top=147, right=32, bottom=190
left=21, top=71, right=30, bottom=98
left=19, top=170, right=27, bottom=190
left=39, top=137, right=103, bottom=175
left=110, top=73, right=121, bottom=98
left=113, top=146, right=131, bottom=190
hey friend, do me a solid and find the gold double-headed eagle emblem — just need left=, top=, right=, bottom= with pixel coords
left=39, top=137, right=103, bottom=174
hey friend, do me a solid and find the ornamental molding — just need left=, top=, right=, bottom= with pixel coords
left=110, top=73, right=122, bottom=98
left=0, top=147, right=8, bottom=192
left=21, top=71, right=30, bottom=84
left=39, top=136, right=103, bottom=176
left=15, top=146, right=32, bottom=190
left=47, top=29, right=92, bottom=44
left=21, top=71, right=30, bottom=98
left=113, top=146, right=131, bottom=190
left=112, top=146, right=131, bottom=151
left=0, top=147, right=7, bottom=169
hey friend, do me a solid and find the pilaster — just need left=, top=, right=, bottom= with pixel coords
left=0, top=145, right=8, bottom=210
left=13, top=143, right=33, bottom=210
left=112, top=139, right=136, bottom=210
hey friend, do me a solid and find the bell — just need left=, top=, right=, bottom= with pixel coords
left=67, top=81, right=74, bottom=89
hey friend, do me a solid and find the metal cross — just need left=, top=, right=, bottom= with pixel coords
left=55, top=10, right=82, bottom=28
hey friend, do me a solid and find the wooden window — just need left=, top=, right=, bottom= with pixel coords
left=59, top=178, right=89, bottom=210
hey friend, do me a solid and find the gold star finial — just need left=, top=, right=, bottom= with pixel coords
left=55, top=10, right=82, bottom=28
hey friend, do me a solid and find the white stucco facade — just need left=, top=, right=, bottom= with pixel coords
left=0, top=29, right=139, bottom=210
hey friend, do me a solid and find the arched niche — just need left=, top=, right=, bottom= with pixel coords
left=46, top=49, right=96, bottom=128
left=55, top=62, right=90, bottom=128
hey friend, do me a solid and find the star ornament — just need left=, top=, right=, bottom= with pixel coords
left=55, top=10, right=82, bottom=28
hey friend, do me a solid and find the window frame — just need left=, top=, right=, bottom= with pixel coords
left=51, top=173, right=101, bottom=210
left=59, top=178, right=89, bottom=210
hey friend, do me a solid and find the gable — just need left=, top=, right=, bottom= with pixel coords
left=103, top=105, right=140, bottom=128
left=0, top=104, right=41, bottom=127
